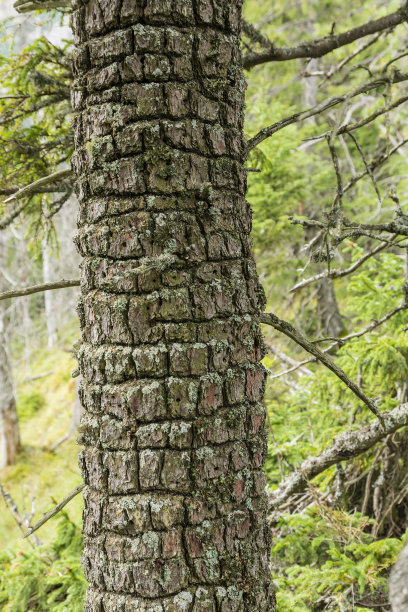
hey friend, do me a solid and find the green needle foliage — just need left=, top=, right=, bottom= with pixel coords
left=0, top=513, right=86, bottom=611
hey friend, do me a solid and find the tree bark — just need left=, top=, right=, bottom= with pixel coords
left=389, top=540, right=408, bottom=611
left=71, top=1, right=274, bottom=610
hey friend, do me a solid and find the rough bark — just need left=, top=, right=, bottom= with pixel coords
left=71, top=1, right=274, bottom=610
left=389, top=540, right=408, bottom=611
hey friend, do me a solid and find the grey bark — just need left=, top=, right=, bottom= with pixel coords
left=390, top=540, right=408, bottom=610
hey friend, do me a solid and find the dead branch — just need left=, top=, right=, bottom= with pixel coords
left=0, top=484, right=40, bottom=547
left=246, top=71, right=408, bottom=151
left=268, top=402, right=408, bottom=511
left=14, top=0, right=70, bottom=12
left=260, top=311, right=384, bottom=422
left=23, top=483, right=85, bottom=539
left=0, top=279, right=80, bottom=302
left=314, top=303, right=406, bottom=346
left=306, top=95, right=408, bottom=143
left=243, top=4, right=408, bottom=69
left=290, top=240, right=389, bottom=292
left=3, top=169, right=72, bottom=204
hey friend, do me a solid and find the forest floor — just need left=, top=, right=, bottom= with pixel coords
left=0, top=330, right=82, bottom=551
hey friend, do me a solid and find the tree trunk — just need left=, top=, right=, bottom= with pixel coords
left=316, top=277, right=345, bottom=338
left=42, top=238, right=58, bottom=347
left=71, top=1, right=274, bottom=610
left=0, top=239, right=20, bottom=468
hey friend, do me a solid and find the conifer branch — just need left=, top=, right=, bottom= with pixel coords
left=246, top=71, right=408, bottom=151
left=23, top=483, right=85, bottom=539
left=0, top=279, right=80, bottom=302
left=268, top=402, right=408, bottom=511
left=243, top=4, right=408, bottom=69
left=261, top=312, right=384, bottom=423
left=3, top=169, right=72, bottom=204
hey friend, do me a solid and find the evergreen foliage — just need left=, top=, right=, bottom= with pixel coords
left=0, top=514, right=85, bottom=611
left=0, top=0, right=408, bottom=609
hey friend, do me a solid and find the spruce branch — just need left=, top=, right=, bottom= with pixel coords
left=243, top=4, right=408, bottom=69
left=261, top=311, right=384, bottom=423
left=268, top=402, right=408, bottom=511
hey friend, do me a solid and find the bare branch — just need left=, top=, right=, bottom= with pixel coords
left=306, top=95, right=408, bottom=143
left=0, top=484, right=40, bottom=547
left=290, top=240, right=390, bottom=292
left=14, top=0, right=71, bottom=12
left=23, top=483, right=85, bottom=539
left=260, top=312, right=384, bottom=422
left=0, top=279, right=80, bottom=302
left=314, top=303, right=406, bottom=346
left=246, top=71, right=408, bottom=151
left=243, top=5, right=408, bottom=69
left=3, top=169, right=72, bottom=204
left=268, top=402, right=408, bottom=511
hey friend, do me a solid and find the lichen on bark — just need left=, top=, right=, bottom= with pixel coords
left=71, top=0, right=275, bottom=609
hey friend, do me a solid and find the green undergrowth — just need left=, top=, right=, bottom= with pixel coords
left=0, top=326, right=82, bottom=552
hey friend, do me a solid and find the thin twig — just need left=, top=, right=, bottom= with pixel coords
left=290, top=240, right=390, bottom=292
left=23, top=483, right=85, bottom=539
left=243, top=4, right=408, bottom=68
left=268, top=402, right=408, bottom=511
left=261, top=312, right=384, bottom=423
left=0, top=484, right=40, bottom=547
left=313, top=303, right=406, bottom=346
left=246, top=71, right=408, bottom=151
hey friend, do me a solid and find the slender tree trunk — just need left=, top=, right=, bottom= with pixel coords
left=0, top=239, right=20, bottom=468
left=71, top=1, right=274, bottom=609
left=316, top=277, right=345, bottom=337
left=42, top=238, right=58, bottom=348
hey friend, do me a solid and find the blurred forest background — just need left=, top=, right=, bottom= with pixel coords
left=0, top=0, right=408, bottom=610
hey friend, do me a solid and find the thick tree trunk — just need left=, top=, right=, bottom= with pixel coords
left=71, top=1, right=274, bottom=610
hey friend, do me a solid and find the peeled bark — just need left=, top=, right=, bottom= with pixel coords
left=71, top=1, right=274, bottom=610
